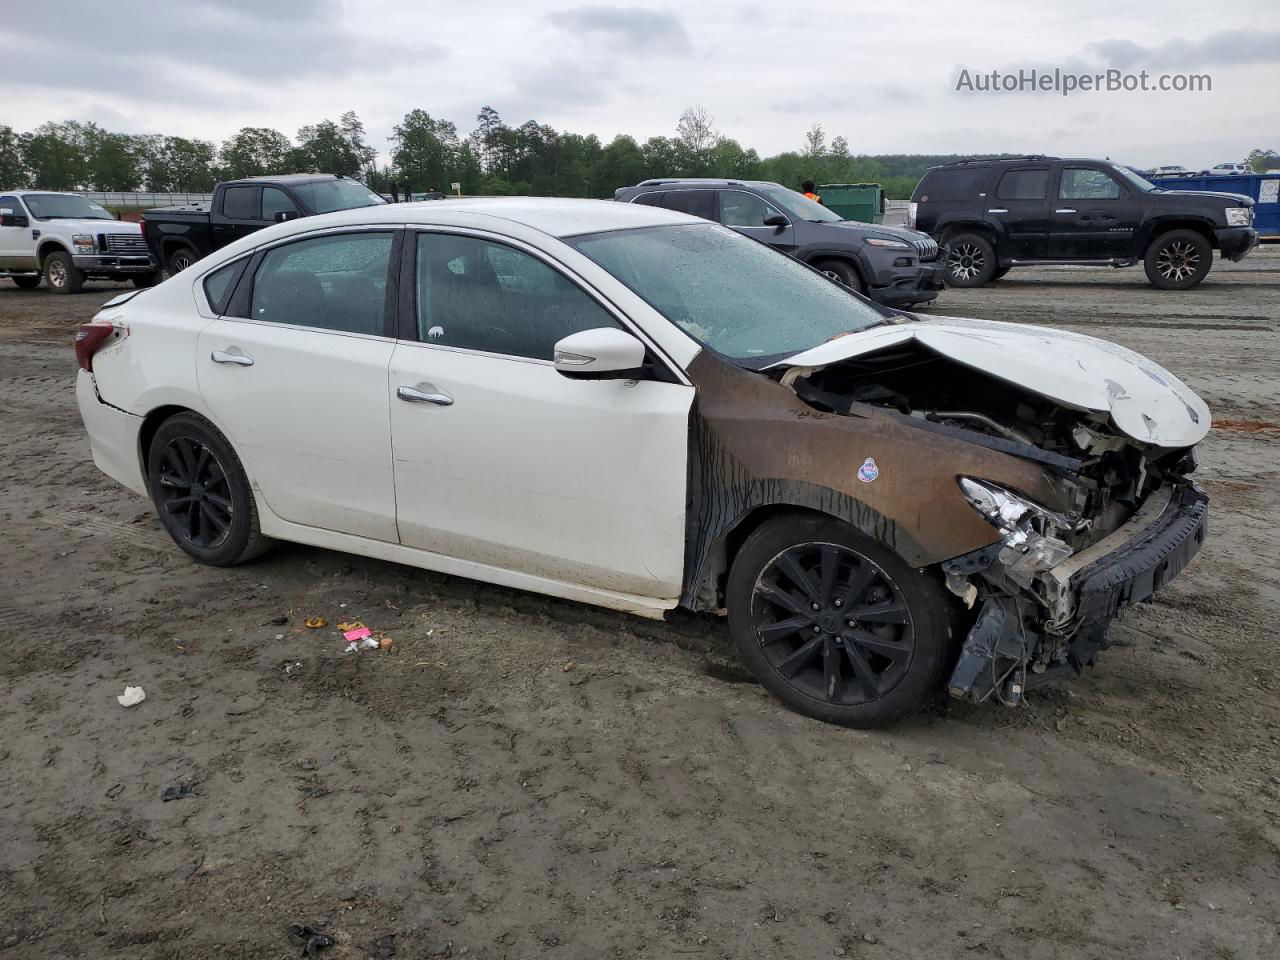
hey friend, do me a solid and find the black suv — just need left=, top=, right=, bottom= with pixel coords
left=910, top=156, right=1257, bottom=290
left=614, top=179, right=945, bottom=308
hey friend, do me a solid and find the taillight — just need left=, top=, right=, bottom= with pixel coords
left=906, top=201, right=918, bottom=230
left=75, top=322, right=115, bottom=372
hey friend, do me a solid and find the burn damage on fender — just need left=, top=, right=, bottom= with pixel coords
left=682, top=333, right=1208, bottom=705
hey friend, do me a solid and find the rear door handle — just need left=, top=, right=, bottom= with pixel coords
left=987, top=208, right=1008, bottom=214
left=211, top=349, right=254, bottom=366
left=397, top=385, right=453, bottom=406
left=1055, top=208, right=1077, bottom=214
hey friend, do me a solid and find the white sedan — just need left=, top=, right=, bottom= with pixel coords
left=77, top=198, right=1210, bottom=727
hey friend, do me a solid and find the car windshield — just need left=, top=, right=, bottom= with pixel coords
left=568, top=223, right=889, bottom=363
left=1111, top=165, right=1157, bottom=192
left=23, top=194, right=115, bottom=221
left=758, top=184, right=843, bottom=222
left=291, top=179, right=386, bottom=214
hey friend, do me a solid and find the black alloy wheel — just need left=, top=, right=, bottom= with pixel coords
left=726, top=514, right=954, bottom=728
left=155, top=435, right=234, bottom=550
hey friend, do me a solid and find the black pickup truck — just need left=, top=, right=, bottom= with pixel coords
left=142, top=173, right=385, bottom=274
left=910, top=156, right=1258, bottom=289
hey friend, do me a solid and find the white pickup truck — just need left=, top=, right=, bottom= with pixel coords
left=0, top=191, right=159, bottom=294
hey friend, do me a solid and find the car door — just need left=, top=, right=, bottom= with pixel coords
left=212, top=185, right=263, bottom=250
left=388, top=229, right=694, bottom=598
left=1049, top=165, right=1140, bottom=259
left=716, top=189, right=797, bottom=253
left=196, top=228, right=401, bottom=541
left=988, top=166, right=1050, bottom=259
left=0, top=195, right=34, bottom=269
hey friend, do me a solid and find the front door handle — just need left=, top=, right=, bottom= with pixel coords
left=986, top=208, right=1008, bottom=214
left=1055, top=208, right=1077, bottom=214
left=211, top=349, right=254, bottom=366
left=397, top=385, right=453, bottom=406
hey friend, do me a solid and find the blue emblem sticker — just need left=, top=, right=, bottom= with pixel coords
left=857, top=457, right=880, bottom=483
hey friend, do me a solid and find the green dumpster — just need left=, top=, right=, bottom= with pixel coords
left=817, top=182, right=884, bottom=224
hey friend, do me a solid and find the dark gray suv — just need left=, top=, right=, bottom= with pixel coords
left=613, top=178, right=945, bottom=308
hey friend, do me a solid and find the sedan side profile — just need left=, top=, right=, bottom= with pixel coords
left=77, top=199, right=1210, bottom=727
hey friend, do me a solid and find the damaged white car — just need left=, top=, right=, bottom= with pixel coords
left=75, top=198, right=1210, bottom=727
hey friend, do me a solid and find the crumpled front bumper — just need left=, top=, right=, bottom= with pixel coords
left=946, top=480, right=1209, bottom=703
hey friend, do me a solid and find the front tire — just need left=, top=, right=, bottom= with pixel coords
left=146, top=413, right=272, bottom=566
left=11, top=275, right=41, bottom=290
left=726, top=513, right=955, bottom=728
left=44, top=251, right=84, bottom=294
left=1144, top=229, right=1211, bottom=290
left=944, top=232, right=997, bottom=287
left=814, top=259, right=864, bottom=294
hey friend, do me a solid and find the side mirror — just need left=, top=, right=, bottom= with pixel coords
left=0, top=212, right=29, bottom=228
left=553, top=327, right=646, bottom=379
left=273, top=210, right=299, bottom=223
left=763, top=213, right=787, bottom=229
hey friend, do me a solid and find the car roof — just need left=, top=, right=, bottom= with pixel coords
left=264, top=196, right=696, bottom=240
left=228, top=173, right=354, bottom=186
left=630, top=178, right=784, bottom=190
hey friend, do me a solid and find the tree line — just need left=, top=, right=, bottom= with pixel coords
left=7, top=106, right=1270, bottom=200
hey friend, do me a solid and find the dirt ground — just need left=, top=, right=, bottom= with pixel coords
left=1, top=249, right=1277, bottom=960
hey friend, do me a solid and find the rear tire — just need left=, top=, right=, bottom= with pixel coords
left=944, top=232, right=996, bottom=287
left=1144, top=229, right=1211, bottom=290
left=726, top=512, right=956, bottom=728
left=44, top=251, right=83, bottom=294
left=166, top=246, right=198, bottom=276
left=11, top=275, right=41, bottom=290
left=146, top=412, right=273, bottom=566
left=814, top=259, right=864, bottom=294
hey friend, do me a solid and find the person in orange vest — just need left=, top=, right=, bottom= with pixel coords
left=802, top=180, right=822, bottom=203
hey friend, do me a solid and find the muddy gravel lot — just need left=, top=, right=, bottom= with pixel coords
left=1, top=251, right=1278, bottom=960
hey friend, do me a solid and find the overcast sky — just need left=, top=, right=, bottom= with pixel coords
left=2, top=0, right=1277, bottom=169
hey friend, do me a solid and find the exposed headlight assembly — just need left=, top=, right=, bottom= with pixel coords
left=865, top=237, right=912, bottom=249
left=72, top=233, right=96, bottom=254
left=1225, top=207, right=1252, bottom=227
left=958, top=477, right=1075, bottom=585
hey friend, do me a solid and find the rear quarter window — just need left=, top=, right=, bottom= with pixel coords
left=203, top=258, right=248, bottom=314
left=914, top=167, right=990, bottom=203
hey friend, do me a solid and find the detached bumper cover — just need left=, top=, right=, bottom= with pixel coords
left=947, top=480, right=1208, bottom=702
left=1215, top=226, right=1258, bottom=261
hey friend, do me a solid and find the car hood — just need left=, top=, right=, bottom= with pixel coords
left=1155, top=188, right=1253, bottom=206
left=822, top=220, right=928, bottom=242
left=767, top=315, right=1210, bottom=448
left=47, top=218, right=142, bottom=233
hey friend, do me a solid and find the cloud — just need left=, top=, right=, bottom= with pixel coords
left=548, top=5, right=692, bottom=55
left=1087, top=29, right=1280, bottom=69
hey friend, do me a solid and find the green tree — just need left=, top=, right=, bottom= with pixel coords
left=390, top=110, right=459, bottom=193
left=1246, top=147, right=1280, bottom=172
left=219, top=127, right=293, bottom=179
left=23, top=122, right=88, bottom=189
left=597, top=134, right=648, bottom=196
left=83, top=123, right=145, bottom=190
left=0, top=125, right=30, bottom=187
left=145, top=136, right=217, bottom=191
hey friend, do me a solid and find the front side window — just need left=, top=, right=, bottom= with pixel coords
left=0, top=196, right=22, bottom=221
left=718, top=190, right=784, bottom=227
left=758, top=185, right=842, bottom=222
left=1060, top=168, right=1123, bottom=200
left=262, top=187, right=299, bottom=220
left=416, top=233, right=618, bottom=360
left=250, top=231, right=393, bottom=335
left=221, top=186, right=259, bottom=220
left=996, top=169, right=1049, bottom=200
left=569, top=223, right=887, bottom=364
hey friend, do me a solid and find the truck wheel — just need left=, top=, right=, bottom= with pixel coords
left=814, top=259, right=864, bottom=293
left=44, top=251, right=84, bottom=295
left=944, top=233, right=996, bottom=287
left=12, top=275, right=41, bottom=290
left=167, top=247, right=198, bottom=275
left=1145, top=230, right=1211, bottom=290
left=726, top=512, right=956, bottom=728
left=133, top=272, right=161, bottom=288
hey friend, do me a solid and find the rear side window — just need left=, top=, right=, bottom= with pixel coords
left=415, top=232, right=619, bottom=360
left=915, top=167, right=988, bottom=202
left=632, top=192, right=665, bottom=206
left=203, top=259, right=247, bottom=314
left=660, top=190, right=716, bottom=220
left=250, top=231, right=394, bottom=335
left=996, top=169, right=1049, bottom=200
left=221, top=186, right=259, bottom=220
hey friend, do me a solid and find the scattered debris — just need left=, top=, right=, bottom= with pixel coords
left=288, top=923, right=335, bottom=957
left=105, top=783, right=124, bottom=799
left=562, top=660, right=575, bottom=672
left=161, top=782, right=196, bottom=802
left=378, top=634, right=393, bottom=650
left=117, top=686, right=146, bottom=707
left=305, top=617, right=328, bottom=629
left=284, top=660, right=304, bottom=676
left=369, top=933, right=396, bottom=959
left=271, top=614, right=289, bottom=625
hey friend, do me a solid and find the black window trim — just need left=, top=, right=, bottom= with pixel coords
left=397, top=225, right=686, bottom=383
left=222, top=225, right=403, bottom=339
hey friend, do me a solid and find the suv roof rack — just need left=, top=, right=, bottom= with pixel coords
left=945, top=155, right=1057, bottom=165
left=637, top=178, right=746, bottom=186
